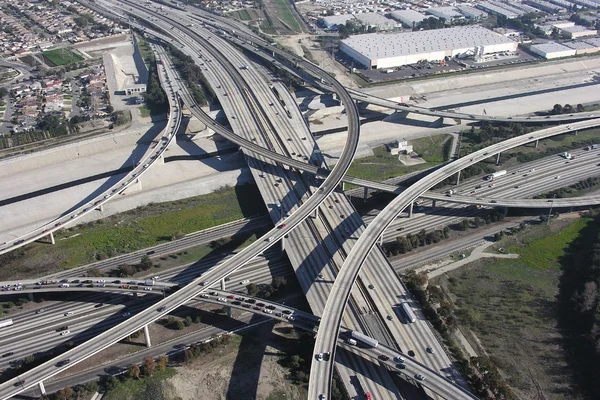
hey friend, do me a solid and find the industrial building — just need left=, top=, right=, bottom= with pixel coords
left=477, top=2, right=519, bottom=19
left=426, top=7, right=465, bottom=23
left=561, top=25, right=597, bottom=38
left=456, top=5, right=488, bottom=19
left=525, top=0, right=566, bottom=13
left=340, top=26, right=518, bottom=69
left=321, top=14, right=355, bottom=30
left=389, top=9, right=430, bottom=27
left=564, top=40, right=600, bottom=54
left=321, top=12, right=398, bottom=31
left=529, top=42, right=577, bottom=58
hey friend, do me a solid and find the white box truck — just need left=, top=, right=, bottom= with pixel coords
left=485, top=170, right=507, bottom=181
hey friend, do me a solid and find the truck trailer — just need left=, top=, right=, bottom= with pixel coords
left=144, top=280, right=155, bottom=287
left=485, top=170, right=507, bottom=181
left=0, top=319, right=13, bottom=328
left=351, top=330, right=378, bottom=348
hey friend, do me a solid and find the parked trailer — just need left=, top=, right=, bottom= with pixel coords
left=401, top=302, right=416, bottom=323
left=485, top=170, right=507, bottom=181
left=350, top=330, right=379, bottom=348
left=0, top=319, right=13, bottom=328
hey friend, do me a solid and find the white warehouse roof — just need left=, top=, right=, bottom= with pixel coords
left=340, top=26, right=515, bottom=61
left=389, top=9, right=429, bottom=26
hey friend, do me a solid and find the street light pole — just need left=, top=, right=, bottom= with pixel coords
left=546, top=194, right=557, bottom=225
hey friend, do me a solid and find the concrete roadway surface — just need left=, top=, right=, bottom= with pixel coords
left=0, top=60, right=182, bottom=256
left=4, top=283, right=472, bottom=400
left=0, top=6, right=362, bottom=398
left=309, top=117, right=600, bottom=399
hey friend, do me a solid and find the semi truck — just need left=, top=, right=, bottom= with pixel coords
left=351, top=330, right=379, bottom=348
left=0, top=319, right=13, bottom=328
left=401, top=302, right=417, bottom=323
left=485, top=170, right=507, bottom=181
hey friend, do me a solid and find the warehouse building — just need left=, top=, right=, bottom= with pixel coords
left=564, top=40, right=600, bottom=54
left=561, top=25, right=597, bottom=38
left=389, top=9, right=430, bottom=27
left=354, top=13, right=399, bottom=31
left=340, top=26, right=518, bottom=69
left=477, top=2, right=519, bottom=19
left=529, top=41, right=576, bottom=58
left=525, top=0, right=566, bottom=13
left=456, top=5, right=488, bottom=19
left=426, top=7, right=465, bottom=23
left=321, top=14, right=354, bottom=30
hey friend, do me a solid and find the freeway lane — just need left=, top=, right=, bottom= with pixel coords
left=310, top=117, right=600, bottom=399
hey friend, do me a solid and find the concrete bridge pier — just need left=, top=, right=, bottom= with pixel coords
left=220, top=279, right=226, bottom=290
left=143, top=325, right=152, bottom=347
left=408, top=203, right=414, bottom=218
left=379, top=234, right=384, bottom=246
left=496, top=152, right=501, bottom=166
left=341, top=181, right=345, bottom=191
left=226, top=306, right=232, bottom=318
left=363, top=187, right=369, bottom=201
left=432, top=199, right=437, bottom=208
left=49, top=232, right=55, bottom=245
left=281, top=235, right=286, bottom=252
left=535, top=139, right=539, bottom=148
left=456, top=170, right=461, bottom=185
left=38, top=381, right=46, bottom=396
left=311, top=208, right=318, bottom=219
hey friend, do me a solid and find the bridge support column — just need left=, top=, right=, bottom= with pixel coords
left=535, top=139, right=539, bottom=148
left=49, top=231, right=55, bottom=245
left=38, top=381, right=46, bottom=396
left=432, top=200, right=437, bottom=208
left=220, top=279, right=226, bottom=290
left=574, top=130, right=578, bottom=136
left=311, top=208, right=318, bottom=219
left=28, top=293, right=34, bottom=302
left=226, top=306, right=232, bottom=318
left=281, top=235, right=286, bottom=252
left=97, top=204, right=103, bottom=212
left=456, top=170, right=461, bottom=185
left=408, top=203, right=414, bottom=218
left=341, top=181, right=345, bottom=191
left=503, top=207, right=508, bottom=216
left=379, top=234, right=383, bottom=246
left=143, top=325, right=151, bottom=348
left=363, top=187, right=369, bottom=201
left=496, top=152, right=501, bottom=166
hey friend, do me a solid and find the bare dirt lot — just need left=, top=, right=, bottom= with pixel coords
left=168, top=322, right=307, bottom=400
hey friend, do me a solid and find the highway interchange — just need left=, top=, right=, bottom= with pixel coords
left=1, top=1, right=600, bottom=399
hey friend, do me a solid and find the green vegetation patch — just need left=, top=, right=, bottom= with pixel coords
left=235, top=9, right=251, bottom=21
left=104, top=368, right=177, bottom=400
left=136, top=36, right=155, bottom=65
left=437, top=217, right=590, bottom=399
left=347, top=144, right=442, bottom=183
left=0, top=185, right=266, bottom=277
left=42, top=48, right=84, bottom=66
left=411, top=134, right=452, bottom=162
left=138, top=105, right=151, bottom=118
left=508, top=218, right=590, bottom=270
left=270, top=0, right=305, bottom=32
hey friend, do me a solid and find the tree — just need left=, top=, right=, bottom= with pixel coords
left=143, top=356, right=156, bottom=376
left=176, top=320, right=185, bottom=330
left=106, top=105, right=114, bottom=113
left=184, top=316, right=193, bottom=326
left=157, top=355, right=169, bottom=371
left=127, top=363, right=140, bottom=379
left=140, top=255, right=153, bottom=270
left=577, top=103, right=585, bottom=112
left=552, top=103, right=563, bottom=115
left=272, top=275, right=287, bottom=289
left=289, top=354, right=302, bottom=369
left=56, top=386, right=73, bottom=400
left=105, top=376, right=119, bottom=391
left=246, top=283, right=258, bottom=296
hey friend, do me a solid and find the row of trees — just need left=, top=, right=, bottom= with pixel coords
left=246, top=276, right=288, bottom=299
left=534, top=176, right=600, bottom=199
left=167, top=44, right=217, bottom=106
left=127, top=355, right=169, bottom=379
left=145, top=63, right=168, bottom=114
left=338, top=20, right=377, bottom=39
left=382, top=211, right=506, bottom=257
left=550, top=103, right=585, bottom=115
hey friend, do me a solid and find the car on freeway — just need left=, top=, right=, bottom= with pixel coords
left=278, top=223, right=286, bottom=229
left=2, top=352, right=14, bottom=358
left=386, top=315, right=393, bottom=321
left=426, top=346, right=434, bottom=354
left=35, top=309, right=46, bottom=314
left=240, top=280, right=250, bottom=285
left=227, top=295, right=235, bottom=299
left=217, top=298, right=227, bottom=302
left=378, top=354, right=389, bottom=361
left=263, top=308, right=273, bottom=314
left=415, top=374, right=426, bottom=381
left=64, top=312, right=74, bottom=317
left=316, top=353, right=324, bottom=361
left=59, top=330, right=71, bottom=336
left=122, top=312, right=131, bottom=317
left=56, top=359, right=70, bottom=367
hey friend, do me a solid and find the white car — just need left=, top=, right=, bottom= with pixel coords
left=394, top=356, right=405, bottom=363
left=64, top=312, right=74, bottom=317
left=217, top=298, right=227, bottom=302
left=316, top=353, right=323, bottom=361
left=415, top=374, right=425, bottom=381
left=240, top=279, right=250, bottom=285
left=59, top=330, right=70, bottom=336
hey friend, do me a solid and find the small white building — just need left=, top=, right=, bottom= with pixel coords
left=387, top=139, right=413, bottom=155
left=530, top=41, right=576, bottom=58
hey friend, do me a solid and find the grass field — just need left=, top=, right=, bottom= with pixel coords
left=346, top=136, right=449, bottom=183
left=436, top=217, right=590, bottom=399
left=263, top=0, right=305, bottom=34
left=137, top=36, right=154, bottom=65
left=42, top=48, right=83, bottom=66
left=1, top=185, right=266, bottom=278
left=234, top=9, right=251, bottom=21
